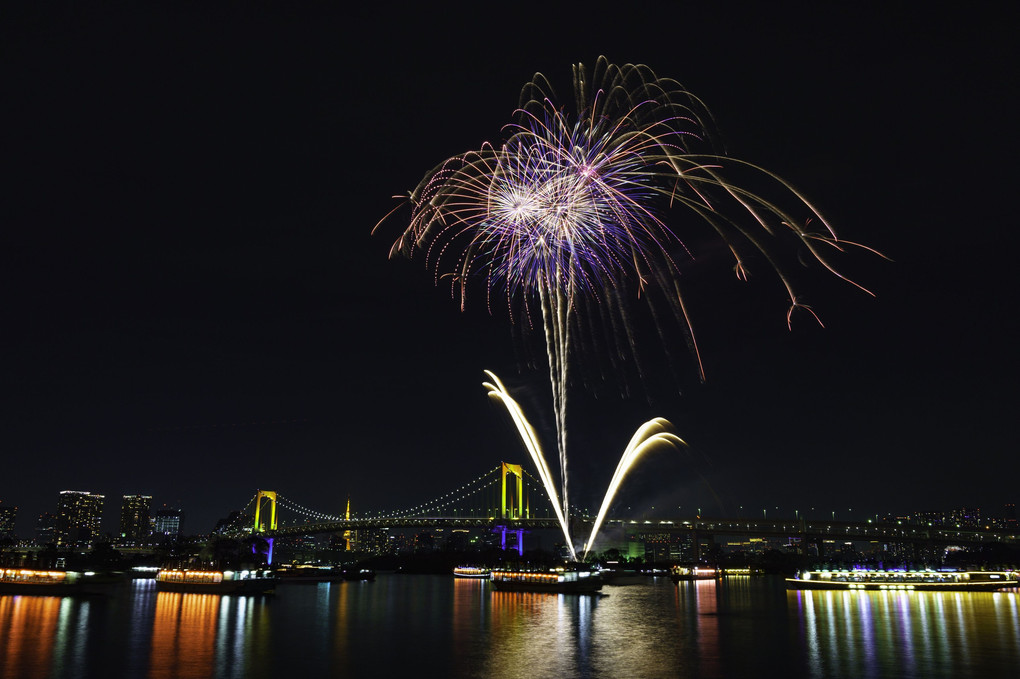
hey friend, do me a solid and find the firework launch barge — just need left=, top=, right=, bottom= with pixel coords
left=155, top=568, right=277, bottom=594
left=489, top=568, right=603, bottom=594
left=786, top=569, right=1019, bottom=592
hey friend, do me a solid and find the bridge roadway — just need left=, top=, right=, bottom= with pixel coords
left=267, top=516, right=1019, bottom=546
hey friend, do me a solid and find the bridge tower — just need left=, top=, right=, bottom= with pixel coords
left=253, top=490, right=277, bottom=565
left=254, top=490, right=278, bottom=532
left=501, top=463, right=528, bottom=519
left=497, top=463, right=527, bottom=556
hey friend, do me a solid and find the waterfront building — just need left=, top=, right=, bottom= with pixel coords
left=35, top=512, right=56, bottom=545
left=357, top=527, right=395, bottom=554
left=153, top=507, right=185, bottom=538
left=413, top=530, right=437, bottom=553
left=55, top=490, right=105, bottom=547
left=911, top=510, right=945, bottom=526
left=447, top=528, right=471, bottom=551
left=119, top=494, right=152, bottom=542
left=949, top=507, right=981, bottom=528
left=0, top=501, right=16, bottom=539
left=629, top=532, right=695, bottom=562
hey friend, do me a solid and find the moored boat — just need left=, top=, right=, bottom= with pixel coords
left=453, top=566, right=491, bottom=578
left=155, top=568, right=277, bottom=594
left=718, top=567, right=764, bottom=577
left=276, top=564, right=344, bottom=582
left=786, top=569, right=1020, bottom=592
left=1, top=568, right=86, bottom=595
left=599, top=568, right=646, bottom=586
left=669, top=565, right=719, bottom=582
left=342, top=567, right=376, bottom=581
left=490, top=567, right=603, bottom=593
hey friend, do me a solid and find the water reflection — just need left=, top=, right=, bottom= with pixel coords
left=3, top=577, right=1018, bottom=678
left=485, top=590, right=598, bottom=677
left=52, top=596, right=91, bottom=677
left=0, top=595, right=61, bottom=677
left=145, top=590, right=272, bottom=679
left=791, top=588, right=1020, bottom=678
left=149, top=592, right=219, bottom=678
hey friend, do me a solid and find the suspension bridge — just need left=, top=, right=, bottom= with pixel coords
left=233, top=462, right=1019, bottom=561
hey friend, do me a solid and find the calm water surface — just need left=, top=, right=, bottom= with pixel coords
left=1, top=575, right=1018, bottom=678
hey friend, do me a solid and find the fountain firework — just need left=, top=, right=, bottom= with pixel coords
left=377, top=57, right=879, bottom=557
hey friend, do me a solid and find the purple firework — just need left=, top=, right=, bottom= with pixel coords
left=378, top=57, right=880, bottom=529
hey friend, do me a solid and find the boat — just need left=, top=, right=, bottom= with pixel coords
left=786, top=569, right=1020, bottom=592
left=718, top=567, right=764, bottom=577
left=669, top=565, right=720, bottom=582
left=453, top=566, right=491, bottom=578
left=276, top=564, right=344, bottom=583
left=489, top=567, right=603, bottom=593
left=342, top=567, right=376, bottom=581
left=598, top=567, right=646, bottom=586
left=155, top=568, right=277, bottom=594
left=1, top=568, right=87, bottom=595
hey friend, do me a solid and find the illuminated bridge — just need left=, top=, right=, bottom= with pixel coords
left=237, top=464, right=1020, bottom=556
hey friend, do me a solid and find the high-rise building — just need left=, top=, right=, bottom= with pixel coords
left=0, top=501, right=17, bottom=539
left=153, top=507, right=185, bottom=538
left=55, top=490, right=105, bottom=547
left=35, top=512, right=56, bottom=545
left=119, top=495, right=152, bottom=542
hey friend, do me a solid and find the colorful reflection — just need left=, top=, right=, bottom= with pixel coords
left=0, top=595, right=62, bottom=677
left=0, top=595, right=95, bottom=678
left=672, top=579, right=723, bottom=677
left=149, top=592, right=219, bottom=679
left=148, top=591, right=270, bottom=679
left=484, top=590, right=597, bottom=677
left=792, top=588, right=1020, bottom=677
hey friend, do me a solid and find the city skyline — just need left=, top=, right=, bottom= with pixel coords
left=2, top=5, right=1016, bottom=539
left=2, top=478, right=1017, bottom=544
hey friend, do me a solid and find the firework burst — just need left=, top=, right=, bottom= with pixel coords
left=377, top=57, right=880, bottom=556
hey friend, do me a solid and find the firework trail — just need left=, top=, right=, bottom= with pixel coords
left=377, top=57, right=880, bottom=556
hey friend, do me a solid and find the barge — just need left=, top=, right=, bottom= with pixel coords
left=155, top=568, right=277, bottom=594
left=490, top=567, right=602, bottom=594
left=786, top=569, right=1019, bottom=592
left=1, top=568, right=87, bottom=595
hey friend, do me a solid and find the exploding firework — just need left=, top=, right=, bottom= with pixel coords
left=377, top=57, right=879, bottom=557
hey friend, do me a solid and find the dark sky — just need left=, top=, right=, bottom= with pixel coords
left=2, top=3, right=1016, bottom=538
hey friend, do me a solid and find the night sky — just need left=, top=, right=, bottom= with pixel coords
left=2, top=3, right=1016, bottom=538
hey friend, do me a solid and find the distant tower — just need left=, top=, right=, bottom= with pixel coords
left=0, top=500, right=17, bottom=539
left=55, top=490, right=105, bottom=547
left=119, top=495, right=152, bottom=542
left=343, top=496, right=355, bottom=551
left=153, top=507, right=185, bottom=538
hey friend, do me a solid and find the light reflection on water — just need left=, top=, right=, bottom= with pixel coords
left=1, top=576, right=1017, bottom=678
left=792, top=587, right=1020, bottom=678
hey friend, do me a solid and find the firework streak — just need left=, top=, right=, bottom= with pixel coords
left=378, top=58, right=880, bottom=557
